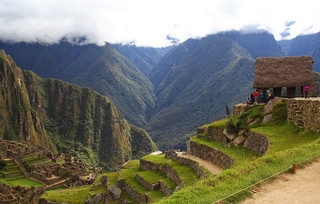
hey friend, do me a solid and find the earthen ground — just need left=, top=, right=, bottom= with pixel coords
left=241, top=158, right=320, bottom=204
left=177, top=152, right=223, bottom=175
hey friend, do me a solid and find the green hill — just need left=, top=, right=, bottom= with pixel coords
left=0, top=50, right=157, bottom=171
left=147, top=35, right=255, bottom=150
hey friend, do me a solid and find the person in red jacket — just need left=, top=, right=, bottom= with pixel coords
left=254, top=90, right=259, bottom=103
left=304, top=85, right=310, bottom=99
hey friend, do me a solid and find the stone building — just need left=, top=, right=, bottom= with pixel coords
left=253, top=56, right=317, bottom=97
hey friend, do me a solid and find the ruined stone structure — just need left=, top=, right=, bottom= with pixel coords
left=0, top=183, right=44, bottom=204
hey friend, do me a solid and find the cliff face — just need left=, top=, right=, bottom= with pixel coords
left=0, top=50, right=157, bottom=171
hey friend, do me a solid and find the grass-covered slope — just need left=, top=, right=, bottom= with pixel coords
left=0, top=50, right=157, bottom=171
left=157, top=101, right=320, bottom=203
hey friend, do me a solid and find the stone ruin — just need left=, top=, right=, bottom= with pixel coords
left=0, top=182, right=44, bottom=204
left=0, top=139, right=97, bottom=201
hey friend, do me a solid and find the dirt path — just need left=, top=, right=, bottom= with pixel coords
left=176, top=152, right=223, bottom=175
left=242, top=159, right=320, bottom=204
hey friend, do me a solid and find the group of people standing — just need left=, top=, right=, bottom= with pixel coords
left=246, top=88, right=272, bottom=105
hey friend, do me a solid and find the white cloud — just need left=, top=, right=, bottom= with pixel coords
left=0, top=0, right=320, bottom=47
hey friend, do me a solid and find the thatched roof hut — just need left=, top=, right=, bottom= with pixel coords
left=253, top=56, right=316, bottom=97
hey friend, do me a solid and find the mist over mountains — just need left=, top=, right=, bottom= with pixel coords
left=1, top=31, right=320, bottom=151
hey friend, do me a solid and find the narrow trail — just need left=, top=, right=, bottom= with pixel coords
left=241, top=159, right=320, bottom=204
left=176, top=152, right=223, bottom=175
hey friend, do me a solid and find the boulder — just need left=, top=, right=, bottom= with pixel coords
left=108, top=185, right=122, bottom=200
left=223, top=129, right=236, bottom=140
left=238, top=129, right=247, bottom=136
left=263, top=114, right=272, bottom=123
left=263, top=97, right=282, bottom=114
left=232, top=136, right=246, bottom=146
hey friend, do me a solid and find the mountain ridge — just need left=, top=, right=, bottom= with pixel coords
left=0, top=50, right=157, bottom=171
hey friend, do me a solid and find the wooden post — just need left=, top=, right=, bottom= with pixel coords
left=292, top=163, right=296, bottom=174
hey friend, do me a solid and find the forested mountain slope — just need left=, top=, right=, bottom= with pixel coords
left=147, top=35, right=255, bottom=150
left=0, top=50, right=157, bottom=171
left=0, top=41, right=155, bottom=127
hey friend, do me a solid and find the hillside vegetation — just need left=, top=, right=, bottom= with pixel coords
left=39, top=100, right=320, bottom=203
left=0, top=41, right=155, bottom=127
left=0, top=50, right=157, bottom=171
left=157, top=101, right=320, bottom=203
left=147, top=35, right=256, bottom=150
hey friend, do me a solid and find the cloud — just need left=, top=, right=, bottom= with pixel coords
left=0, top=0, right=320, bottom=47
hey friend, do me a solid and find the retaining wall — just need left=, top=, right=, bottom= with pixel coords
left=186, top=140, right=234, bottom=169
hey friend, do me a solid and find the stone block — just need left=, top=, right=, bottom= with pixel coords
left=108, top=185, right=121, bottom=200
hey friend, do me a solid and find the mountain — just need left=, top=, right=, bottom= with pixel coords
left=0, top=41, right=155, bottom=127
left=0, top=50, right=157, bottom=171
left=217, top=31, right=285, bottom=59
left=147, top=35, right=256, bottom=150
left=278, top=32, right=320, bottom=72
left=112, top=44, right=172, bottom=77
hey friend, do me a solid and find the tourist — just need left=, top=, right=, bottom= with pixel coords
left=254, top=90, right=259, bottom=103
left=304, top=85, right=310, bottom=99
left=265, top=88, right=271, bottom=103
left=259, top=91, right=264, bottom=103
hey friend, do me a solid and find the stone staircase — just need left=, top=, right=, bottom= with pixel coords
left=0, top=159, right=23, bottom=179
left=291, top=101, right=304, bottom=128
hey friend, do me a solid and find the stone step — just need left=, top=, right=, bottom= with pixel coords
left=5, top=175, right=25, bottom=181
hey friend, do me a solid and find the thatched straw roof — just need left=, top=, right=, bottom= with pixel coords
left=253, top=56, right=316, bottom=95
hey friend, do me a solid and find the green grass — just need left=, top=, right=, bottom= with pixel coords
left=89, top=175, right=107, bottom=198
left=201, top=118, right=228, bottom=130
left=0, top=177, right=43, bottom=187
left=138, top=170, right=177, bottom=190
left=102, top=171, right=118, bottom=189
left=30, top=159, right=52, bottom=166
left=0, top=169, right=21, bottom=174
left=252, top=122, right=320, bottom=154
left=138, top=170, right=167, bottom=184
left=190, top=137, right=260, bottom=164
left=119, top=160, right=164, bottom=203
left=41, top=185, right=90, bottom=204
left=157, top=137, right=320, bottom=204
left=141, top=154, right=199, bottom=186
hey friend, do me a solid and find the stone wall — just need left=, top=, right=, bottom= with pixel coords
left=118, top=179, right=148, bottom=203
left=136, top=173, right=160, bottom=191
left=186, top=141, right=234, bottom=169
left=232, top=104, right=252, bottom=117
left=243, top=131, right=269, bottom=155
left=140, top=159, right=183, bottom=187
left=165, top=150, right=207, bottom=179
left=197, top=127, right=227, bottom=144
left=286, top=99, right=320, bottom=132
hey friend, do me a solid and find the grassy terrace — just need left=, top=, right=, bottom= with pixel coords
left=201, top=118, right=228, bottom=130
left=0, top=177, right=43, bottom=187
left=41, top=185, right=90, bottom=204
left=0, top=169, right=21, bottom=175
left=141, top=154, right=199, bottom=186
left=119, top=160, right=164, bottom=203
left=252, top=122, right=320, bottom=154
left=157, top=103, right=320, bottom=203
left=138, top=170, right=177, bottom=190
left=190, top=137, right=260, bottom=164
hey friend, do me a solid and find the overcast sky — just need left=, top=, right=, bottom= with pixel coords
left=0, top=0, right=319, bottom=47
